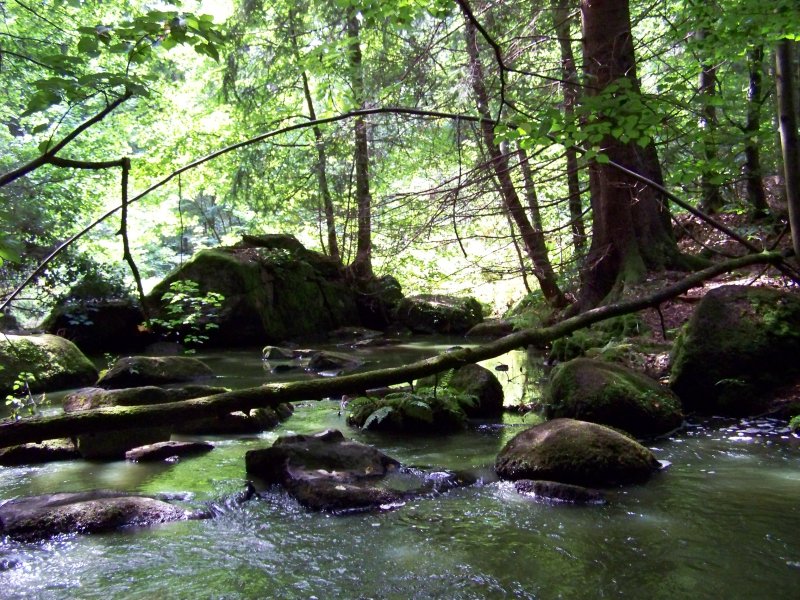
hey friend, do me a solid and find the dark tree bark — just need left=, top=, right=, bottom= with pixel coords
left=346, top=9, right=374, bottom=279
left=696, top=28, right=724, bottom=214
left=552, top=0, right=586, bottom=254
left=776, top=39, right=800, bottom=259
left=743, top=45, right=769, bottom=218
left=289, top=11, right=341, bottom=263
left=578, top=0, right=683, bottom=308
left=462, top=11, right=568, bottom=308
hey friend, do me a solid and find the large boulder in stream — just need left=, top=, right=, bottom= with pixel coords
left=495, top=418, right=661, bottom=487
left=42, top=299, right=150, bottom=355
left=0, top=334, right=98, bottom=396
left=544, top=358, right=683, bottom=437
left=394, top=294, right=483, bottom=334
left=97, top=356, right=215, bottom=389
left=245, top=429, right=472, bottom=512
left=146, top=234, right=361, bottom=346
left=0, top=490, right=193, bottom=542
left=670, top=285, right=800, bottom=416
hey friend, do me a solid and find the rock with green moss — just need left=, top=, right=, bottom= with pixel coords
left=97, top=356, right=214, bottom=389
left=0, top=334, right=98, bottom=396
left=146, top=235, right=360, bottom=346
left=416, top=364, right=504, bottom=418
left=0, top=439, right=79, bottom=466
left=0, top=490, right=193, bottom=542
left=669, top=285, right=800, bottom=416
left=495, top=418, right=661, bottom=487
left=63, top=384, right=229, bottom=412
left=544, top=358, right=682, bottom=437
left=394, top=294, right=483, bottom=334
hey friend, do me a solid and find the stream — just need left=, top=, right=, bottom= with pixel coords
left=1, top=338, right=799, bottom=599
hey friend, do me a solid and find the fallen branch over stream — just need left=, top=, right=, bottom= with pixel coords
left=0, top=251, right=784, bottom=449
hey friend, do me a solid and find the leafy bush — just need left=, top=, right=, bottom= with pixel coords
left=347, top=387, right=477, bottom=433
left=147, top=280, right=224, bottom=351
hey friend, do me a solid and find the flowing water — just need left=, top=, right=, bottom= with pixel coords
left=1, top=339, right=799, bottom=599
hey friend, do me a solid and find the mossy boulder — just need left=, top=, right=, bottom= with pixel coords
left=544, top=358, right=682, bottom=437
left=42, top=299, right=150, bottom=355
left=0, top=439, right=79, bottom=466
left=146, top=235, right=360, bottom=346
left=0, top=334, right=98, bottom=396
left=63, top=384, right=228, bottom=412
left=416, top=364, right=504, bottom=418
left=0, top=491, right=192, bottom=542
left=669, top=285, right=800, bottom=416
left=96, top=356, right=215, bottom=389
left=495, top=418, right=660, bottom=487
left=394, top=294, right=483, bottom=334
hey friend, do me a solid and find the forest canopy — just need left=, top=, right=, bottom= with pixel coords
left=1, top=0, right=799, bottom=323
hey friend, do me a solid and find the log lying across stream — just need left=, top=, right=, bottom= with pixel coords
left=0, top=252, right=784, bottom=449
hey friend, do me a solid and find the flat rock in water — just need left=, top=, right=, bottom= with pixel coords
left=0, top=439, right=79, bottom=466
left=513, top=479, right=606, bottom=504
left=0, top=490, right=191, bottom=542
left=125, top=441, right=214, bottom=462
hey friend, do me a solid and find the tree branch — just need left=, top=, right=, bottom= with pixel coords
left=0, top=250, right=783, bottom=448
left=0, top=90, right=132, bottom=188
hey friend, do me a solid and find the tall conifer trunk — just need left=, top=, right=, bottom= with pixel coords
left=578, top=0, right=682, bottom=308
left=346, top=9, right=374, bottom=279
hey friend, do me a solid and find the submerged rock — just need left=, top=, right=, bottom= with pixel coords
left=495, top=418, right=660, bottom=487
left=0, top=490, right=192, bottom=542
left=0, top=334, right=97, bottom=396
left=670, top=285, right=800, bottom=416
left=544, top=358, right=683, bottom=437
left=97, top=356, right=215, bottom=389
left=513, top=479, right=606, bottom=504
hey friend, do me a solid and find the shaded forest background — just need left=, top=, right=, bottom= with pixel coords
left=1, top=0, right=798, bottom=325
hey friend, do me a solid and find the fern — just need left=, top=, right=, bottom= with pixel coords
left=362, top=406, right=394, bottom=429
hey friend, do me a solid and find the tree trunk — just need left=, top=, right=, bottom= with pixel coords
left=578, top=0, right=682, bottom=308
left=744, top=45, right=769, bottom=218
left=0, top=251, right=780, bottom=449
left=346, top=10, right=374, bottom=279
left=462, top=12, right=568, bottom=308
left=776, top=39, right=800, bottom=259
left=697, top=28, right=724, bottom=214
left=552, top=0, right=586, bottom=255
left=289, top=11, right=341, bottom=263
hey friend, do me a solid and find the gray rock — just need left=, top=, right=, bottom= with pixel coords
left=125, top=441, right=214, bottom=462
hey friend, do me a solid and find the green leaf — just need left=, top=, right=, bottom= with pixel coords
left=363, top=406, right=394, bottom=429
